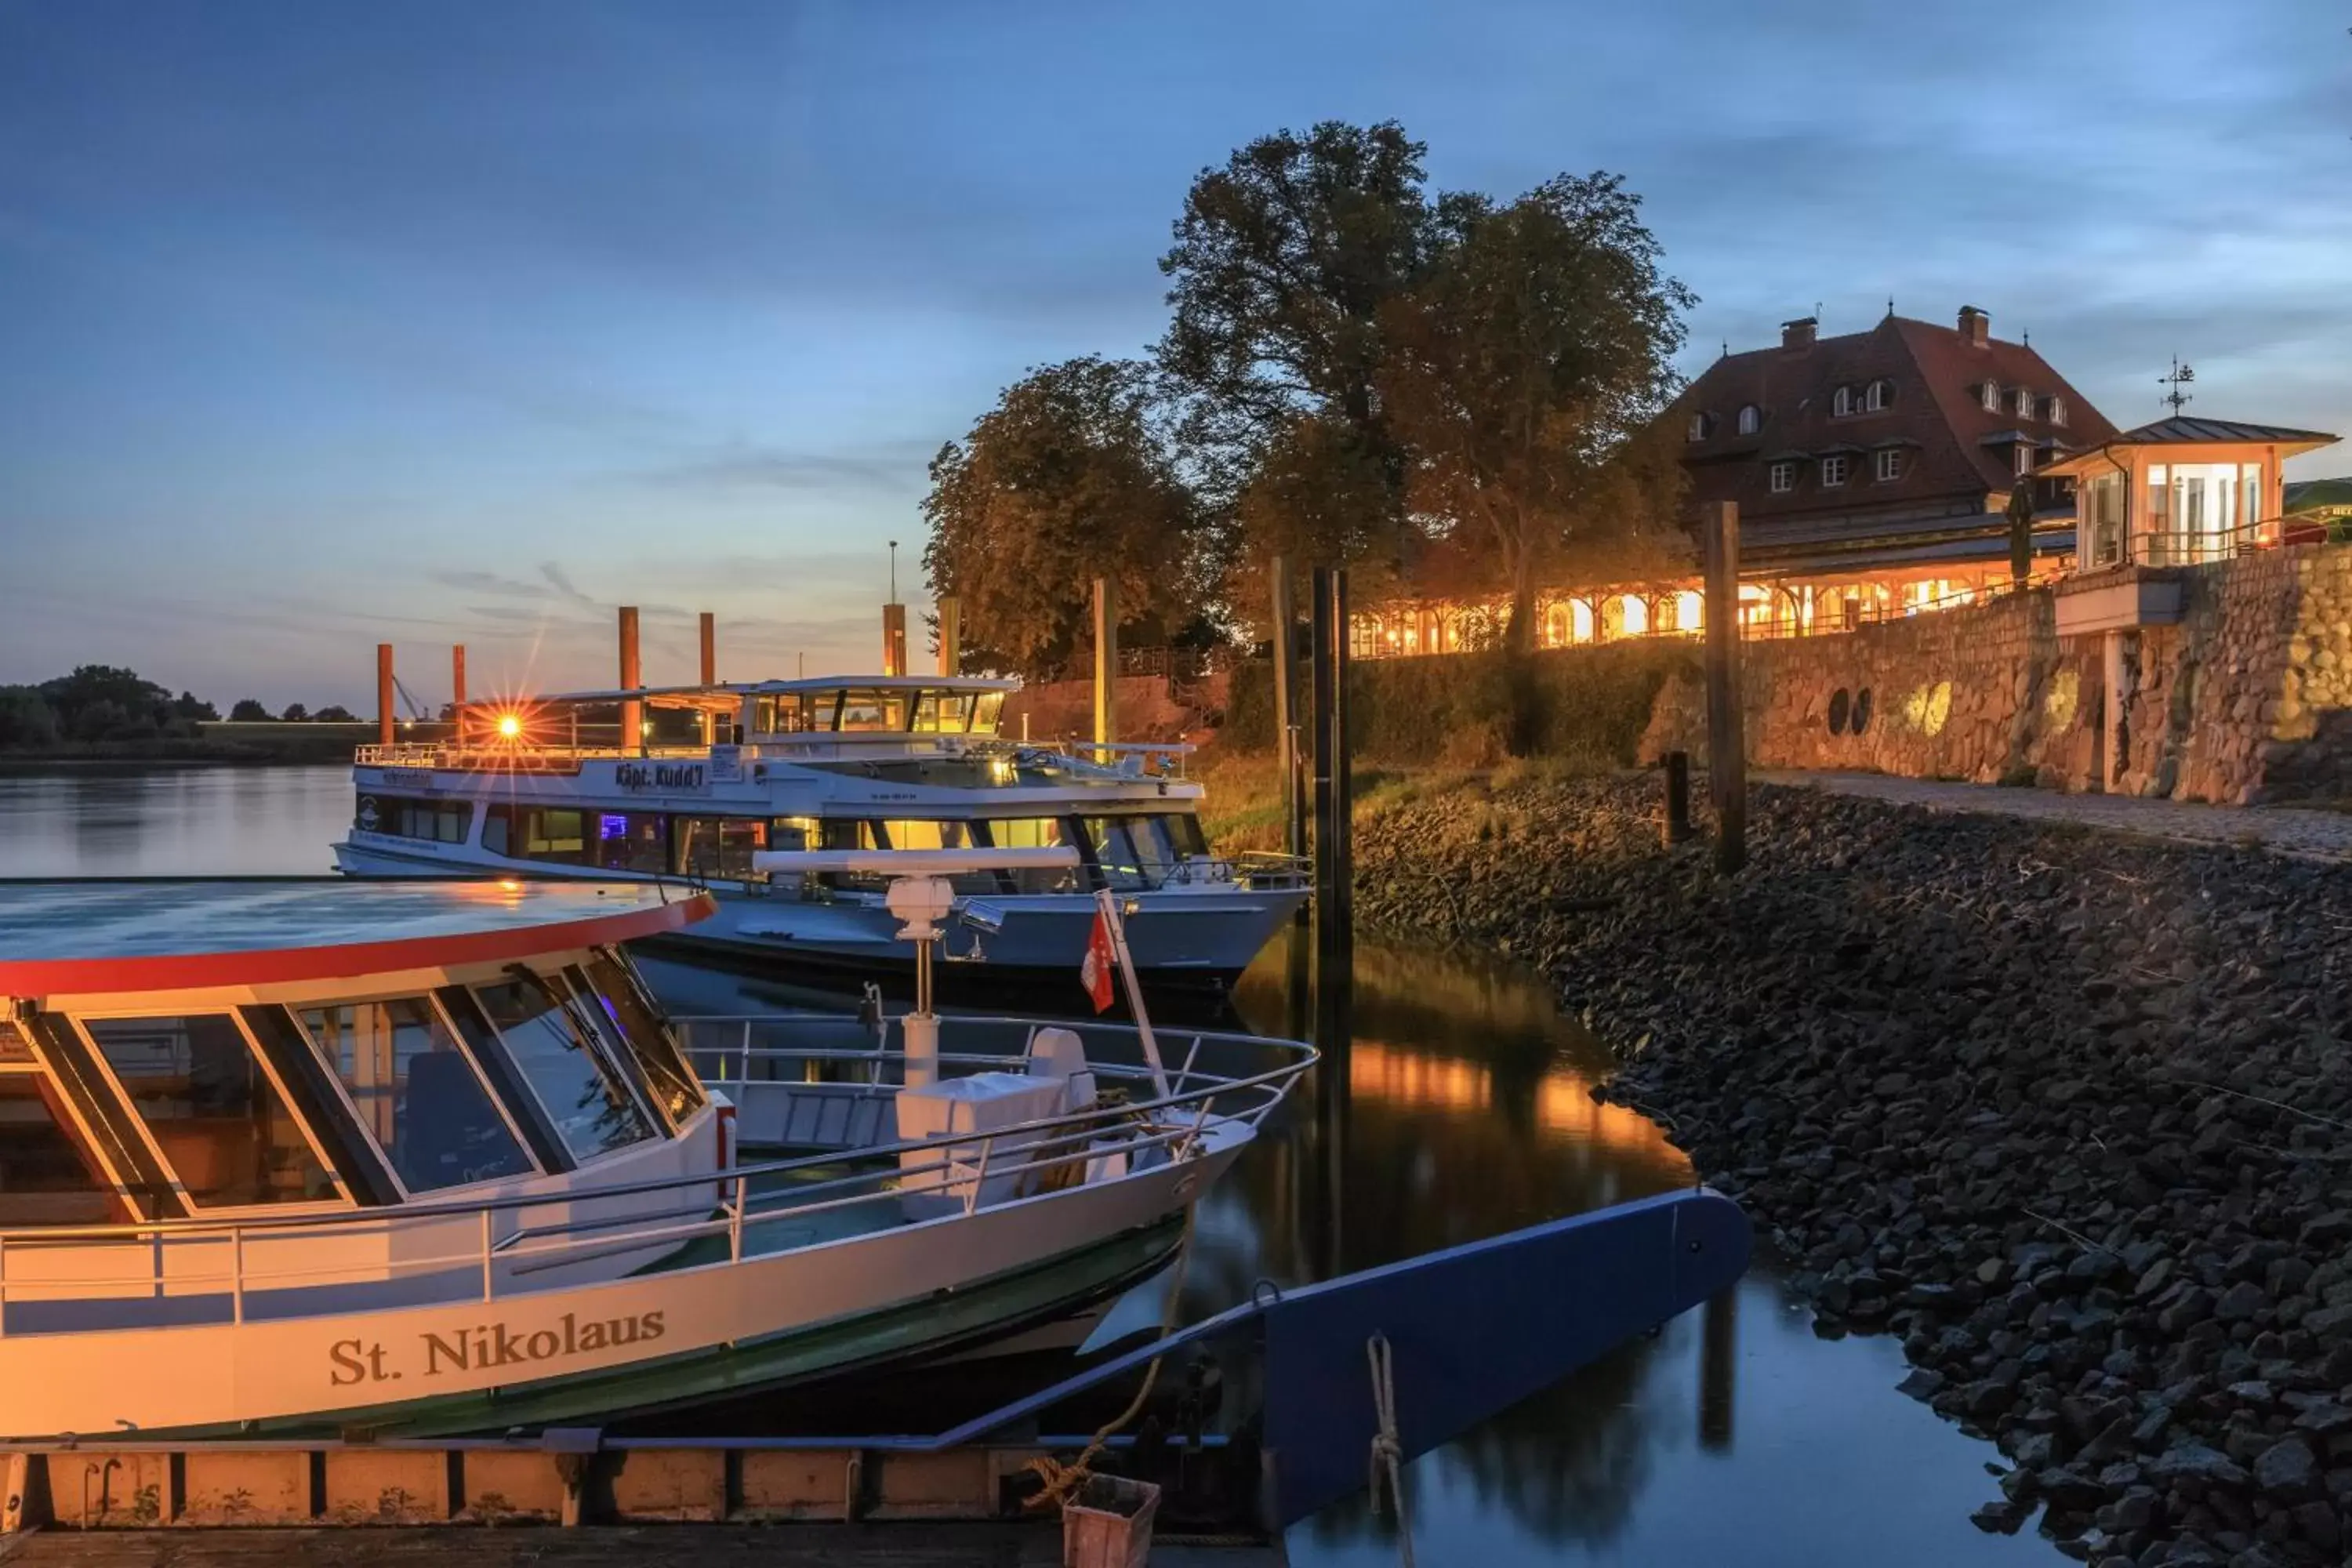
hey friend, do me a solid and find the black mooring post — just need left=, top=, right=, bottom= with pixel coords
left=1701, top=502, right=1747, bottom=875
left=1308, top=565, right=1352, bottom=1278
left=1663, top=750, right=1693, bottom=846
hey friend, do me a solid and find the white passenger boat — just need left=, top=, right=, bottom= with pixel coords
left=0, top=878, right=1311, bottom=1439
left=332, top=676, right=1307, bottom=1003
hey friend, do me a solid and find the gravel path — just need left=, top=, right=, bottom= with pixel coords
left=1760, top=772, right=2352, bottom=862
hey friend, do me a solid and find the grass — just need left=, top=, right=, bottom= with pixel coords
left=1190, top=742, right=1611, bottom=855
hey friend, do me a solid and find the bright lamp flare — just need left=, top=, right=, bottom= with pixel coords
left=496, top=713, right=523, bottom=739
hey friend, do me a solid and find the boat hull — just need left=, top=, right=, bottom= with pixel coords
left=0, top=1127, right=1244, bottom=1441
left=332, top=840, right=1303, bottom=1000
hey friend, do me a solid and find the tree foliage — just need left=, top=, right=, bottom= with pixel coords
left=0, top=666, right=213, bottom=748
left=1379, top=172, right=1695, bottom=649
left=1158, top=121, right=1439, bottom=601
left=920, top=357, right=1203, bottom=678
left=229, top=699, right=272, bottom=722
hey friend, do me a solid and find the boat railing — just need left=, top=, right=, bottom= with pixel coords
left=0, top=1025, right=1314, bottom=1338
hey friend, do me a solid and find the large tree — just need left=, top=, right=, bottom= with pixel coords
left=1157, top=121, right=1439, bottom=596
left=1379, top=172, right=1695, bottom=652
left=921, top=357, right=1203, bottom=679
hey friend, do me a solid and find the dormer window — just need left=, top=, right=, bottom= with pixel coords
left=1768, top=461, right=1795, bottom=494
left=1821, top=455, right=1850, bottom=488
left=2014, top=444, right=2035, bottom=477
left=2049, top=396, right=2067, bottom=427
left=2014, top=387, right=2034, bottom=419
left=1737, top=405, right=1760, bottom=436
left=1980, top=382, right=2002, bottom=413
left=1687, top=412, right=1717, bottom=442
left=1831, top=387, right=1853, bottom=417
left=1875, top=448, right=1903, bottom=482
left=1864, top=379, right=1890, bottom=412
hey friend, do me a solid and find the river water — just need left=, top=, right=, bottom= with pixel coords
left=0, top=764, right=2043, bottom=1565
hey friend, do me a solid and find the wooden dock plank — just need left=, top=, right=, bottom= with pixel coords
left=0, top=1526, right=1285, bottom=1566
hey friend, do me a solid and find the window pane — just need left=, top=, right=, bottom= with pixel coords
left=673, top=816, right=766, bottom=880
left=524, top=808, right=587, bottom=862
left=593, top=811, right=669, bottom=874
left=971, top=691, right=1005, bottom=735
left=472, top=980, right=655, bottom=1162
left=0, top=1073, right=114, bottom=1225
left=298, top=1000, right=534, bottom=1194
left=1083, top=817, right=1148, bottom=888
left=578, top=957, right=706, bottom=1122
left=838, top=688, right=909, bottom=732
left=82, top=1014, right=339, bottom=1210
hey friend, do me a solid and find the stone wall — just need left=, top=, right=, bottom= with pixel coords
left=1639, top=541, right=2352, bottom=804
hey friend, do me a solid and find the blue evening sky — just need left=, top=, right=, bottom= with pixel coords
left=3, top=0, right=2347, bottom=709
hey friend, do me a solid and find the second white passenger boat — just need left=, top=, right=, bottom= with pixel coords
left=332, top=675, right=1307, bottom=1004
left=0, top=877, right=1311, bottom=1439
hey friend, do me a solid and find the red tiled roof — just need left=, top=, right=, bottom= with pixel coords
left=1667, top=314, right=2120, bottom=527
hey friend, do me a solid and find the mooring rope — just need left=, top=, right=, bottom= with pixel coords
left=1025, top=1202, right=1198, bottom=1513
left=1366, top=1330, right=1415, bottom=1567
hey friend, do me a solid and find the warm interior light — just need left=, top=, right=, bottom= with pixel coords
left=496, top=713, right=523, bottom=739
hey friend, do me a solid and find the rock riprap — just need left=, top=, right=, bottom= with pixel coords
left=1351, top=774, right=2352, bottom=1566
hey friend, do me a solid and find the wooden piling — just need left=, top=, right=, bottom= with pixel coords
left=1308, top=566, right=1353, bottom=1062
left=376, top=644, right=394, bottom=747
left=699, top=612, right=717, bottom=686
left=881, top=604, right=907, bottom=677
left=1270, top=557, right=1305, bottom=870
left=619, top=607, right=642, bottom=756
left=937, top=595, right=961, bottom=677
left=1700, top=503, right=1746, bottom=874
left=1092, top=577, right=1117, bottom=760
left=451, top=644, right=466, bottom=746
left=1663, top=750, right=1693, bottom=846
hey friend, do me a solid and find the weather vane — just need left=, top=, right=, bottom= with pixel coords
left=2159, top=357, right=2194, bottom=415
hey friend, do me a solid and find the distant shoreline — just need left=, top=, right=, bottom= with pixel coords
left=0, top=722, right=383, bottom=770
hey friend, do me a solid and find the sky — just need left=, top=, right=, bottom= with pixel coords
left=2, top=0, right=2348, bottom=710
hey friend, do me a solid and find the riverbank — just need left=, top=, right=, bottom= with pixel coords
left=1350, top=771, right=2352, bottom=1566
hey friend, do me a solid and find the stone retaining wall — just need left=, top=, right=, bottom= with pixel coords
left=1639, top=542, right=2352, bottom=805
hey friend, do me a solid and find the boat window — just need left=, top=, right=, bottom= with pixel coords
left=483, top=809, right=510, bottom=856
left=877, top=819, right=974, bottom=851
left=838, top=688, right=909, bottom=732
left=575, top=958, right=707, bottom=1122
left=1081, top=818, right=1149, bottom=889
left=770, top=816, right=815, bottom=853
left=470, top=980, right=657, bottom=1162
left=356, top=795, right=471, bottom=844
left=297, top=998, right=535, bottom=1195
left=506, top=806, right=587, bottom=863
left=0, top=1021, right=31, bottom=1064
left=1163, top=813, right=1210, bottom=858
left=672, top=816, right=767, bottom=880
left=971, top=691, right=1006, bottom=736
left=754, top=692, right=819, bottom=735
left=0, top=1069, right=114, bottom=1225
left=912, top=691, right=974, bottom=734
left=984, top=817, right=1080, bottom=892
left=1127, top=816, right=1187, bottom=881
left=592, top=811, right=670, bottom=875
left=80, top=1014, right=340, bottom=1210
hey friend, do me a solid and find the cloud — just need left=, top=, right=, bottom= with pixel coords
left=637, top=441, right=933, bottom=495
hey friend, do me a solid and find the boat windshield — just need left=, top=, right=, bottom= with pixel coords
left=470, top=978, right=658, bottom=1162
left=837, top=688, right=909, bottom=732
left=80, top=1014, right=342, bottom=1210
left=576, top=956, right=707, bottom=1123
left=296, top=997, right=536, bottom=1195
left=0, top=1028, right=114, bottom=1226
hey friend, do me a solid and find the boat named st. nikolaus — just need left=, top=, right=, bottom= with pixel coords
left=0, top=876, right=1309, bottom=1439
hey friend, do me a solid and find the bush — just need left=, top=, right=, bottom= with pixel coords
left=1225, top=641, right=1698, bottom=768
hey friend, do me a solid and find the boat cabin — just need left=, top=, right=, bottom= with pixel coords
left=0, top=881, right=719, bottom=1242
left=437, top=677, right=1018, bottom=758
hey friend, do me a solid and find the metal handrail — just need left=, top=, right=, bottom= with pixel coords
left=0, top=1027, right=1312, bottom=1248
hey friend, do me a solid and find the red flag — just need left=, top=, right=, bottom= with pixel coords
left=1080, top=907, right=1117, bottom=1014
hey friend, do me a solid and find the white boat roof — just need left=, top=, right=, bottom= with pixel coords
left=0, top=879, right=713, bottom=995
left=495, top=676, right=1020, bottom=706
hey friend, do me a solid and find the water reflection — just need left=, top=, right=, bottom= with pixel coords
left=0, top=764, right=352, bottom=877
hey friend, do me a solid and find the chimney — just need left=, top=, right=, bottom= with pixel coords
left=1780, top=317, right=1817, bottom=351
left=1958, top=305, right=1989, bottom=347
